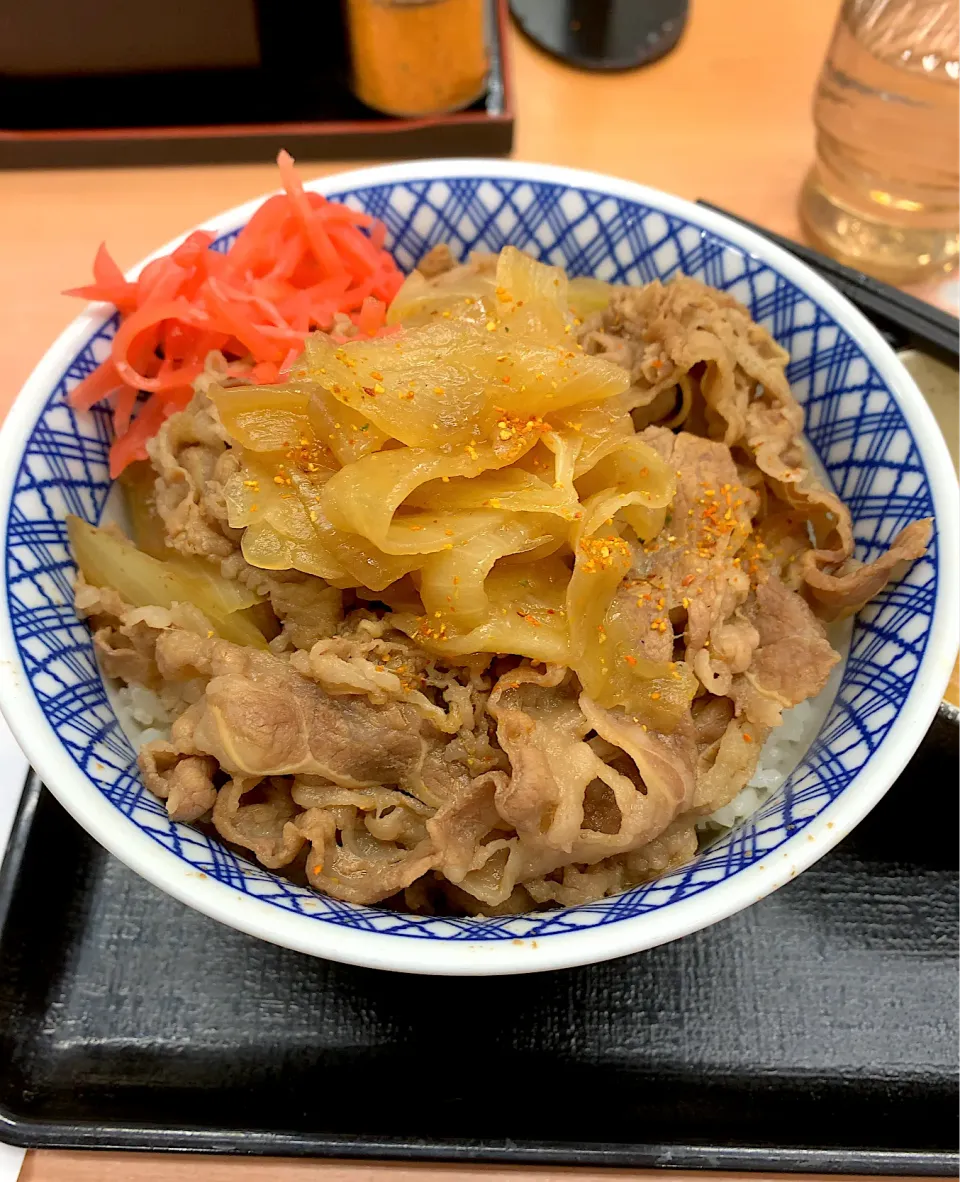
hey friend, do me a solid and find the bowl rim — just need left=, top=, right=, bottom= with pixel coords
left=0, top=158, right=956, bottom=976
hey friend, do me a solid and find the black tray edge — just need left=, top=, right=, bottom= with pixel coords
left=0, top=118, right=516, bottom=171
left=0, top=0, right=514, bottom=169
left=0, top=768, right=41, bottom=945
left=0, top=1113, right=956, bottom=1177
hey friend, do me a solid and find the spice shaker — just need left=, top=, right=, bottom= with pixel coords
left=346, top=0, right=489, bottom=117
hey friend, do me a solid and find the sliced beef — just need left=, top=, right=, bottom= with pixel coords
left=733, top=575, right=840, bottom=727
left=138, top=742, right=218, bottom=822
left=580, top=275, right=930, bottom=617
left=147, top=394, right=238, bottom=561
left=803, top=517, right=932, bottom=619
left=417, top=243, right=456, bottom=278
left=614, top=429, right=756, bottom=684
left=153, top=630, right=425, bottom=789
left=212, top=775, right=305, bottom=869
left=693, top=714, right=768, bottom=814
left=268, top=579, right=343, bottom=650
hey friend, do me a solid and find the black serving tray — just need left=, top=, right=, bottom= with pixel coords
left=0, top=0, right=512, bottom=169
left=0, top=707, right=956, bottom=1172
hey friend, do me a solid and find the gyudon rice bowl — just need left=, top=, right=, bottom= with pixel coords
left=69, top=240, right=930, bottom=917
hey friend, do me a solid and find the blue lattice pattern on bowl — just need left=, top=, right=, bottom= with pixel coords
left=3, top=173, right=940, bottom=943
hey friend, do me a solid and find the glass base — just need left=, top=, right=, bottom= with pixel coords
left=799, top=167, right=959, bottom=285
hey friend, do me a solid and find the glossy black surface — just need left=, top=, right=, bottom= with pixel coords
left=0, top=710, right=956, bottom=1170
left=510, top=0, right=688, bottom=71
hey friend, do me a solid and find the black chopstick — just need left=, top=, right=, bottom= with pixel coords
left=695, top=199, right=959, bottom=366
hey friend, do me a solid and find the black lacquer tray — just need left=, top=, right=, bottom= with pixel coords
left=0, top=0, right=513, bottom=168
left=0, top=707, right=956, bottom=1172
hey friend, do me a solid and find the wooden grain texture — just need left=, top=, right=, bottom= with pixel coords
left=4, top=2, right=957, bottom=1178
left=17, top=1157, right=953, bottom=1182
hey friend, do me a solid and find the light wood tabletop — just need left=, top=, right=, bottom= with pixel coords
left=2, top=1, right=956, bottom=1178
left=13, top=1159, right=947, bottom=1182
left=15, top=1159, right=947, bottom=1182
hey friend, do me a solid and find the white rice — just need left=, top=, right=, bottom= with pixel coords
left=113, top=684, right=172, bottom=748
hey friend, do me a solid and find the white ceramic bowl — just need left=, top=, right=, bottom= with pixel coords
left=0, top=161, right=956, bottom=975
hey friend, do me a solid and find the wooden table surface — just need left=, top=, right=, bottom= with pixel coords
left=2, top=1, right=956, bottom=1178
